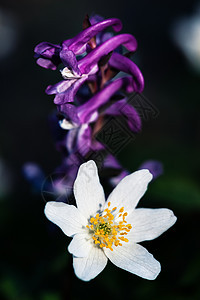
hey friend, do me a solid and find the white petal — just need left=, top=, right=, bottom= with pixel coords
left=44, top=201, right=87, bottom=237
left=104, top=242, right=161, bottom=280
left=61, top=67, right=81, bottom=79
left=73, top=160, right=105, bottom=219
left=73, top=246, right=108, bottom=281
left=127, top=208, right=177, bottom=243
left=106, top=169, right=153, bottom=214
left=59, top=119, right=78, bottom=130
left=68, top=233, right=93, bottom=257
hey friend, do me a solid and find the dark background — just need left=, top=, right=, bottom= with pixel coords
left=0, top=0, right=200, bottom=299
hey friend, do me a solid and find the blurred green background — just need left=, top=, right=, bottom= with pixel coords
left=0, top=0, right=200, bottom=299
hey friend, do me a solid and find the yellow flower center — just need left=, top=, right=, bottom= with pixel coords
left=86, top=202, right=132, bottom=251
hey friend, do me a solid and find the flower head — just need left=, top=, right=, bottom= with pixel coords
left=34, top=15, right=144, bottom=160
left=45, top=33, right=139, bottom=104
left=34, top=18, right=122, bottom=70
left=58, top=76, right=142, bottom=155
left=45, top=160, right=176, bottom=281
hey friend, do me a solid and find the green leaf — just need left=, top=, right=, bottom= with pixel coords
left=41, top=292, right=61, bottom=300
left=149, top=175, right=200, bottom=211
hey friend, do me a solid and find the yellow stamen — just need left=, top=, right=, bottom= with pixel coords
left=119, top=207, right=124, bottom=213
left=87, top=203, right=132, bottom=251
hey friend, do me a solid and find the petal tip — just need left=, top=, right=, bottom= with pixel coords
left=168, top=209, right=177, bottom=226
left=137, top=168, right=153, bottom=182
left=44, top=201, right=66, bottom=219
left=44, top=201, right=54, bottom=220
left=149, top=261, right=161, bottom=280
left=78, top=160, right=97, bottom=174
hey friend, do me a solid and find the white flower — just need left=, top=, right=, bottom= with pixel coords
left=172, top=5, right=200, bottom=72
left=44, top=160, right=177, bottom=281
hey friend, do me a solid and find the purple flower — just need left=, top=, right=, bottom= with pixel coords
left=24, top=150, right=130, bottom=204
left=45, top=33, right=138, bottom=104
left=34, top=18, right=122, bottom=70
left=108, top=52, right=144, bottom=93
left=58, top=76, right=142, bottom=155
left=56, top=151, right=129, bottom=193
left=76, top=78, right=142, bottom=135
left=103, top=154, right=129, bottom=186
left=23, top=162, right=45, bottom=192
left=34, top=42, right=61, bottom=70
left=32, top=14, right=159, bottom=207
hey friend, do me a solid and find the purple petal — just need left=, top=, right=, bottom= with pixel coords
left=99, top=32, right=113, bottom=43
left=36, top=58, right=57, bottom=70
left=76, top=124, right=92, bottom=156
left=91, top=139, right=105, bottom=152
left=103, top=154, right=122, bottom=169
left=102, top=154, right=129, bottom=186
left=110, top=170, right=129, bottom=187
left=23, top=162, right=44, bottom=181
left=66, top=128, right=79, bottom=152
left=105, top=99, right=142, bottom=132
left=67, top=124, right=105, bottom=154
left=34, top=42, right=61, bottom=70
left=34, top=42, right=60, bottom=58
left=51, top=159, right=80, bottom=202
left=65, top=18, right=122, bottom=55
left=46, top=76, right=88, bottom=104
left=77, top=77, right=134, bottom=123
left=109, top=52, right=144, bottom=92
left=57, top=103, right=80, bottom=125
left=46, top=80, right=71, bottom=95
left=89, top=16, right=115, bottom=45
left=90, top=14, right=107, bottom=24
left=60, top=45, right=82, bottom=76
left=66, top=124, right=99, bottom=155
left=65, top=151, right=82, bottom=168
left=138, top=160, right=163, bottom=179
left=79, top=34, right=138, bottom=74
left=23, top=162, right=45, bottom=191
